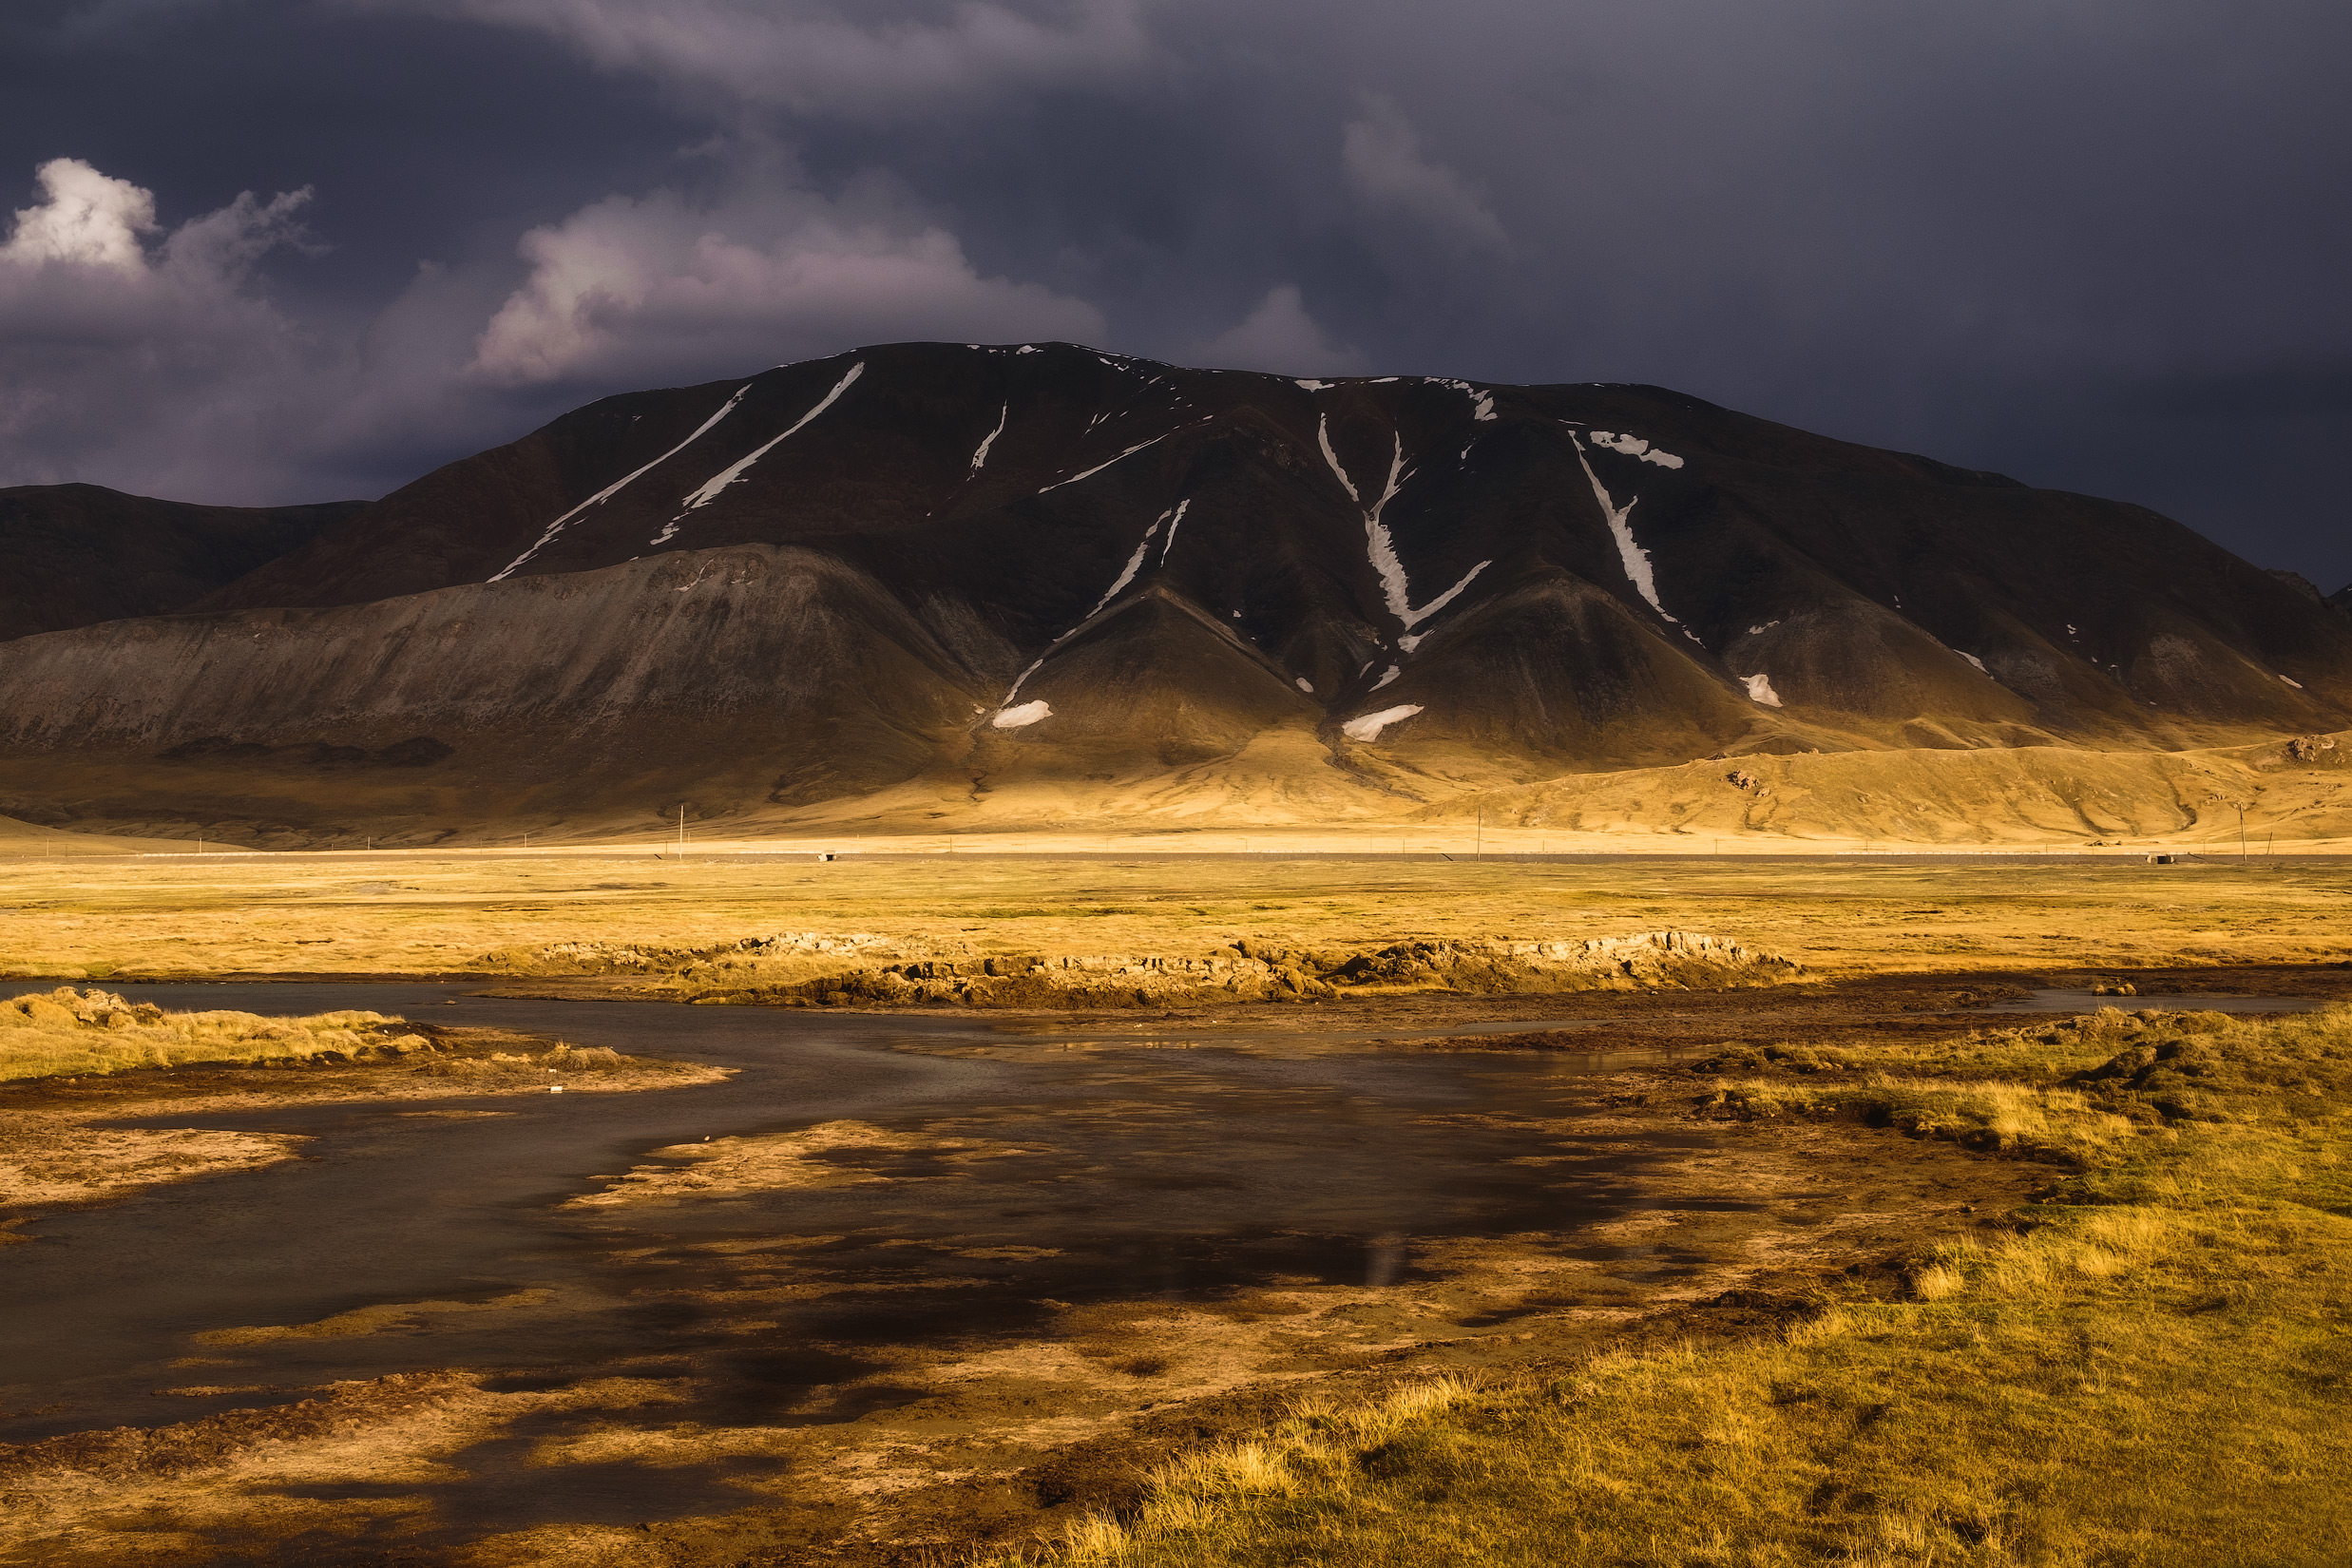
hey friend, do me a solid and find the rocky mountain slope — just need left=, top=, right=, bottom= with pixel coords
left=2, top=341, right=2348, bottom=843
left=0, top=485, right=361, bottom=643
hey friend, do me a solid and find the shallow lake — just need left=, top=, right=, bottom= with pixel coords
left=2, top=983, right=1718, bottom=1452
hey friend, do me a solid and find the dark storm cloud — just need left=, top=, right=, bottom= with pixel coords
left=1, top=0, right=2345, bottom=586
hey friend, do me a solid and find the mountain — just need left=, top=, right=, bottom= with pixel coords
left=1, top=341, right=2347, bottom=845
left=0, top=484, right=362, bottom=642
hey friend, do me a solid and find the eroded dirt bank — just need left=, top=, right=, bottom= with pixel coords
left=5, top=969, right=2348, bottom=1566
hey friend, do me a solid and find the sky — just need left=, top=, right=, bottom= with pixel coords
left=2, top=0, right=2347, bottom=588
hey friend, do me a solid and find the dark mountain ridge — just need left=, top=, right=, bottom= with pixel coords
left=0, top=484, right=362, bottom=643
left=3, top=341, right=2347, bottom=842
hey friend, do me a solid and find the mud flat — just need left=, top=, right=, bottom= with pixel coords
left=11, top=974, right=2334, bottom=1564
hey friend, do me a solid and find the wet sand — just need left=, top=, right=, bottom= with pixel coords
left=3, top=971, right=2343, bottom=1565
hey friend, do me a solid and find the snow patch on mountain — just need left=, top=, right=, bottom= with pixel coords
left=1159, top=497, right=1189, bottom=563
left=1088, top=518, right=1161, bottom=617
left=1408, top=561, right=1490, bottom=631
left=992, top=700, right=1051, bottom=728
left=1432, top=377, right=1496, bottom=420
left=491, top=381, right=755, bottom=579
left=1573, top=434, right=1678, bottom=626
left=1343, top=704, right=1423, bottom=741
left=1316, top=414, right=1360, bottom=502
left=1325, top=421, right=1490, bottom=641
left=1590, top=430, right=1685, bottom=469
left=672, top=360, right=865, bottom=521
left=1039, top=431, right=1172, bottom=492
left=968, top=401, right=1007, bottom=475
left=1361, top=435, right=1414, bottom=622
left=1742, top=674, right=1783, bottom=707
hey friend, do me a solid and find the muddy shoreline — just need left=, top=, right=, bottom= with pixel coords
left=3, top=966, right=2345, bottom=1566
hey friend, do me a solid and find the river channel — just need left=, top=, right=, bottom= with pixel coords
left=0, top=982, right=2060, bottom=1558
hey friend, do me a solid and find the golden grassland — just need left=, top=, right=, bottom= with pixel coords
left=3, top=844, right=2351, bottom=985
left=1002, top=1004, right=2352, bottom=1567
left=0, top=985, right=415, bottom=1080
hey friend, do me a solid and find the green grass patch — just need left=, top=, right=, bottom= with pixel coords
left=1, top=986, right=422, bottom=1080
left=1000, top=1005, right=2352, bottom=1566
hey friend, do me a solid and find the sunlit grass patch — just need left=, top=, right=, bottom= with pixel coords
left=985, top=1004, right=2352, bottom=1567
left=0, top=986, right=421, bottom=1080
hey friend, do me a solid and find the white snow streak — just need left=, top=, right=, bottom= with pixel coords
left=1038, top=432, right=1169, bottom=492
left=993, top=498, right=1182, bottom=720
left=671, top=361, right=865, bottom=522
left=1572, top=434, right=1676, bottom=625
left=1316, top=414, right=1360, bottom=502
left=1087, top=520, right=1159, bottom=617
left=1432, top=378, right=1496, bottom=420
left=1325, top=418, right=1491, bottom=642
left=992, top=700, right=1052, bottom=728
left=1748, top=621, right=1781, bottom=635
left=1589, top=430, right=1685, bottom=469
left=2282, top=675, right=2305, bottom=689
left=1343, top=704, right=1423, bottom=741
left=1408, top=561, right=1490, bottom=628
left=1959, top=651, right=1988, bottom=673
left=490, top=382, right=753, bottom=580
left=1002, top=656, right=1046, bottom=703
left=1360, top=435, right=1413, bottom=621
left=967, top=402, right=1007, bottom=475
left=1371, top=664, right=1402, bottom=690
left=1296, top=677, right=1315, bottom=694
left=1741, top=674, right=1783, bottom=707
left=1159, top=498, right=1189, bottom=563
left=1296, top=378, right=1337, bottom=391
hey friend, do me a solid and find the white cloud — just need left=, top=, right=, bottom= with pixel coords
left=0, top=159, right=322, bottom=497
left=1341, top=94, right=1508, bottom=253
left=393, top=0, right=1151, bottom=119
left=469, top=178, right=1107, bottom=386
left=0, top=158, right=156, bottom=272
left=1193, top=284, right=1366, bottom=376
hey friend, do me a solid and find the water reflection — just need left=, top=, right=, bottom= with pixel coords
left=2, top=982, right=1695, bottom=1447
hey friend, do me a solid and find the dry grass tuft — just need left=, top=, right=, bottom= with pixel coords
left=0, top=986, right=422, bottom=1081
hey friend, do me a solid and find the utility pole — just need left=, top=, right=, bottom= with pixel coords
left=1476, top=810, right=1483, bottom=856
left=678, top=804, right=686, bottom=859
left=2239, top=807, right=2247, bottom=866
